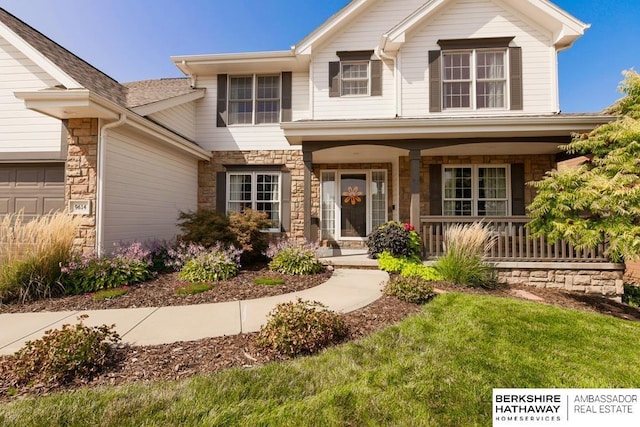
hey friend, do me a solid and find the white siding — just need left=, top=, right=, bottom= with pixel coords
left=0, top=36, right=62, bottom=153
left=148, top=101, right=197, bottom=141
left=311, top=0, right=428, bottom=120
left=195, top=75, right=296, bottom=152
left=102, top=127, right=198, bottom=249
left=400, top=0, right=555, bottom=116
left=292, top=71, right=310, bottom=121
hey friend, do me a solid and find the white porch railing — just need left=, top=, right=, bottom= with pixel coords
left=420, top=216, right=609, bottom=262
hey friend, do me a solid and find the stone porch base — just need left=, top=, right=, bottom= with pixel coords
left=495, top=262, right=625, bottom=296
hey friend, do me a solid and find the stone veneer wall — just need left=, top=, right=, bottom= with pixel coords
left=497, top=267, right=624, bottom=296
left=312, top=162, right=393, bottom=249
left=398, top=154, right=556, bottom=222
left=199, top=150, right=305, bottom=240
left=64, top=118, right=98, bottom=254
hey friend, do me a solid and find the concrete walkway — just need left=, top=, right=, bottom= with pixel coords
left=0, top=269, right=388, bottom=355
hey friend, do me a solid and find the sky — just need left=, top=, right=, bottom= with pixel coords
left=1, top=0, right=638, bottom=113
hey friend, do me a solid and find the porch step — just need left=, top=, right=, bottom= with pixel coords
left=318, top=249, right=379, bottom=269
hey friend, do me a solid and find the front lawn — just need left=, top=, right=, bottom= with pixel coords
left=1, top=292, right=639, bottom=426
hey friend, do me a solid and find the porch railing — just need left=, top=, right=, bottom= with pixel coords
left=420, top=216, right=610, bottom=263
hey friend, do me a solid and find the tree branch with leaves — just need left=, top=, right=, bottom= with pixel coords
left=527, top=70, right=640, bottom=263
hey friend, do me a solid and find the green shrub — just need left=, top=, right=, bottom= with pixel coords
left=623, top=283, right=640, bottom=307
left=91, top=287, right=129, bottom=301
left=253, top=277, right=285, bottom=286
left=367, top=221, right=421, bottom=259
left=400, top=263, right=443, bottom=281
left=178, top=244, right=240, bottom=282
left=228, top=209, right=272, bottom=264
left=4, top=315, right=120, bottom=388
left=267, top=240, right=323, bottom=275
left=0, top=211, right=82, bottom=302
left=175, top=281, right=213, bottom=295
left=378, top=251, right=442, bottom=281
left=433, top=222, right=497, bottom=288
left=256, top=299, right=348, bottom=357
left=176, top=209, right=236, bottom=248
left=384, top=275, right=435, bottom=304
left=61, top=242, right=154, bottom=295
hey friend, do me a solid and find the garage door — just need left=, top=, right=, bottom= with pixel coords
left=0, top=163, right=65, bottom=219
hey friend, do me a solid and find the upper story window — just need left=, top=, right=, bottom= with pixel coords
left=216, top=72, right=292, bottom=128
left=442, top=50, right=506, bottom=110
left=228, top=75, right=280, bottom=125
left=429, top=37, right=522, bottom=113
left=329, top=50, right=382, bottom=98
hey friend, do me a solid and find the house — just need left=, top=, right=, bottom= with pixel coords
left=0, top=0, right=624, bottom=294
left=0, top=8, right=210, bottom=254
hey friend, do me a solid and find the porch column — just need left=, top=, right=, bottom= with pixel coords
left=409, top=149, right=421, bottom=227
left=303, top=149, right=313, bottom=241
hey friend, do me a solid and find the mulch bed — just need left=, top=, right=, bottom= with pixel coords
left=0, top=267, right=638, bottom=401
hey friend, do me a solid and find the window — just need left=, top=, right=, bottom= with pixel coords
left=442, top=49, right=506, bottom=110
left=228, top=75, right=280, bottom=125
left=443, top=165, right=509, bottom=216
left=341, top=61, right=369, bottom=96
left=329, top=51, right=382, bottom=98
left=227, top=172, right=281, bottom=229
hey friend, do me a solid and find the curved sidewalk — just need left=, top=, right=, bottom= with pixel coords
left=0, top=269, right=387, bottom=355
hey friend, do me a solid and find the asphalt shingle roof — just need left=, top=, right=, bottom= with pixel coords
left=123, top=78, right=201, bottom=109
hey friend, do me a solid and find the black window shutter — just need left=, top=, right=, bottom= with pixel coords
left=328, top=62, right=340, bottom=97
left=511, top=163, right=525, bottom=215
left=216, top=171, right=227, bottom=214
left=370, top=60, right=383, bottom=96
left=428, top=51, right=442, bottom=113
left=281, top=72, right=292, bottom=122
left=509, top=47, right=523, bottom=111
left=217, top=74, right=228, bottom=127
left=280, top=171, right=291, bottom=232
left=429, top=164, right=443, bottom=215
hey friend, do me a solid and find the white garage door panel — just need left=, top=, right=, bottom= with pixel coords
left=0, top=164, right=65, bottom=218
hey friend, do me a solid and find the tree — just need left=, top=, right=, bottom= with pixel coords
left=527, top=70, right=640, bottom=263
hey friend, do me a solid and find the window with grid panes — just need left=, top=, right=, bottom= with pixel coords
left=227, top=172, right=281, bottom=229
left=443, top=166, right=508, bottom=216
left=228, top=75, right=280, bottom=125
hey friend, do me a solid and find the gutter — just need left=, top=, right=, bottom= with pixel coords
left=96, top=114, right=126, bottom=256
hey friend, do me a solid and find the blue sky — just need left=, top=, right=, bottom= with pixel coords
left=1, top=0, right=638, bottom=112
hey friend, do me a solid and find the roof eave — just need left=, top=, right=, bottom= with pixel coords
left=281, top=115, right=615, bottom=145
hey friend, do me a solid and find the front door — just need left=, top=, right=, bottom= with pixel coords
left=320, top=170, right=387, bottom=241
left=340, top=173, right=367, bottom=238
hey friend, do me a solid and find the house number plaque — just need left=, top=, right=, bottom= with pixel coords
left=68, top=200, right=91, bottom=215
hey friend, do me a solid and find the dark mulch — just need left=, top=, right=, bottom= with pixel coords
left=0, top=267, right=638, bottom=401
left=0, top=265, right=332, bottom=314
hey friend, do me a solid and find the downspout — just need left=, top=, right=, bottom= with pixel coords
left=376, top=36, right=398, bottom=117
left=96, top=114, right=126, bottom=256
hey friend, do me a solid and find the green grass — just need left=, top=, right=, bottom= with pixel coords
left=175, top=281, right=213, bottom=296
left=91, top=287, right=129, bottom=301
left=2, top=293, right=640, bottom=426
left=253, top=277, right=285, bottom=286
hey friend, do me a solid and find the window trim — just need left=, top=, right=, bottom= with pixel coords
left=340, top=60, right=371, bottom=97
left=226, top=171, right=282, bottom=232
left=441, top=48, right=508, bottom=111
left=441, top=164, right=511, bottom=217
left=227, top=74, right=281, bottom=126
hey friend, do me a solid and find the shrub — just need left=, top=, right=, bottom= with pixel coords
left=178, top=243, right=241, bottom=282
left=256, top=299, right=348, bottom=357
left=175, top=281, right=213, bottom=295
left=165, top=241, right=208, bottom=272
left=400, top=263, right=443, bottom=281
left=91, top=287, right=129, bottom=301
left=377, top=251, right=442, bottom=281
left=367, top=221, right=421, bottom=260
left=3, top=315, right=120, bottom=388
left=176, top=209, right=236, bottom=248
left=61, top=241, right=154, bottom=295
left=267, top=240, right=323, bottom=275
left=433, top=222, right=497, bottom=288
left=0, top=211, right=82, bottom=302
left=145, top=239, right=176, bottom=273
left=384, top=275, right=435, bottom=304
left=228, top=209, right=272, bottom=264
left=623, top=283, right=640, bottom=307
left=377, top=251, right=410, bottom=274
